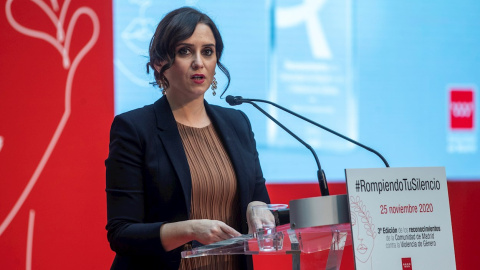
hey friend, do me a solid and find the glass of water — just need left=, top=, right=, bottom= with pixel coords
left=251, top=204, right=288, bottom=251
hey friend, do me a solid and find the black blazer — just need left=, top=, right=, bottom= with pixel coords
left=105, top=96, right=270, bottom=269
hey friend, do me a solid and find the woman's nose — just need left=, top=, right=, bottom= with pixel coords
left=191, top=54, right=204, bottom=69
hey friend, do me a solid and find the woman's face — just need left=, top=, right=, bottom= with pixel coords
left=163, top=23, right=217, bottom=101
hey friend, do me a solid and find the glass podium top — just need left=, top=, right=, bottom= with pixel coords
left=182, top=223, right=352, bottom=258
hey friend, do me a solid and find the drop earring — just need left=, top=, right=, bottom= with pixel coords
left=211, top=76, right=217, bottom=96
left=159, top=77, right=166, bottom=95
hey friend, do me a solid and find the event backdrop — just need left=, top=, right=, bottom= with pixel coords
left=0, top=0, right=479, bottom=269
left=114, top=0, right=479, bottom=182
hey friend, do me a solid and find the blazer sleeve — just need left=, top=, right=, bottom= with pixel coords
left=105, top=114, right=173, bottom=258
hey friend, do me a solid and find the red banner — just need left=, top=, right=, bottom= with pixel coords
left=0, top=1, right=113, bottom=269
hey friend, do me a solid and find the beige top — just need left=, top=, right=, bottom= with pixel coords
left=177, top=123, right=241, bottom=270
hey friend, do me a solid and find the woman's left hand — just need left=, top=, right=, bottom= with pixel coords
left=247, top=201, right=275, bottom=234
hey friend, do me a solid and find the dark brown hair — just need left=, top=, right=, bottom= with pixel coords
left=146, top=7, right=230, bottom=93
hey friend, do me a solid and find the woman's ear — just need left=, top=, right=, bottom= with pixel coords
left=154, top=64, right=161, bottom=73
left=154, top=59, right=169, bottom=73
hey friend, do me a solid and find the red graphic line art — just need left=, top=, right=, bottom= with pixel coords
left=1, top=0, right=100, bottom=237
left=26, top=209, right=35, bottom=270
left=50, top=0, right=60, bottom=12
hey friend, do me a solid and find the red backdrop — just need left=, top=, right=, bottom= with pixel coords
left=0, top=1, right=478, bottom=269
left=0, top=0, right=113, bottom=269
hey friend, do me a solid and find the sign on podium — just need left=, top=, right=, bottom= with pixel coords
left=345, top=167, right=456, bottom=270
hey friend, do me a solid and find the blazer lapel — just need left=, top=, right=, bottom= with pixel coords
left=153, top=97, right=192, bottom=217
left=205, top=102, right=251, bottom=221
left=152, top=98, right=252, bottom=223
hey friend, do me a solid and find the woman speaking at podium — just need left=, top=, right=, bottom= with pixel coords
left=105, top=7, right=270, bottom=270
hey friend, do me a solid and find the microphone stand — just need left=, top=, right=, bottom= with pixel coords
left=242, top=101, right=330, bottom=196
left=227, top=95, right=390, bottom=196
left=227, top=95, right=383, bottom=270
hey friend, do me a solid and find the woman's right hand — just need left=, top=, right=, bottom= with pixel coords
left=159, top=219, right=241, bottom=251
left=191, top=219, right=241, bottom=245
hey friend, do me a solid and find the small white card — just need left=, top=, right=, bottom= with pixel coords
left=345, top=167, right=456, bottom=270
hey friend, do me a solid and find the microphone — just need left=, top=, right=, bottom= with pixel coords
left=226, top=95, right=242, bottom=106
left=226, top=95, right=330, bottom=196
left=226, top=95, right=390, bottom=167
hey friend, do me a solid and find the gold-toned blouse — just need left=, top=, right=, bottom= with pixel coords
left=177, top=123, right=241, bottom=270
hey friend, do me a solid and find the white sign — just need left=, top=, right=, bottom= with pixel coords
left=345, top=167, right=456, bottom=270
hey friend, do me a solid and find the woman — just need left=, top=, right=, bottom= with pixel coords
left=105, top=7, right=270, bottom=270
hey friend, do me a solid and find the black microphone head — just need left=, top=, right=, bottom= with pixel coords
left=226, top=95, right=235, bottom=105
left=226, top=95, right=243, bottom=106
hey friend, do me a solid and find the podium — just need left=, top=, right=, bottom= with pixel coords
left=182, top=195, right=351, bottom=270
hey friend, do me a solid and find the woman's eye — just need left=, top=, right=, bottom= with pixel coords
left=178, top=47, right=190, bottom=55
left=203, top=48, right=214, bottom=56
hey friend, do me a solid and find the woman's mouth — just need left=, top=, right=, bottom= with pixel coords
left=191, top=74, right=206, bottom=84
